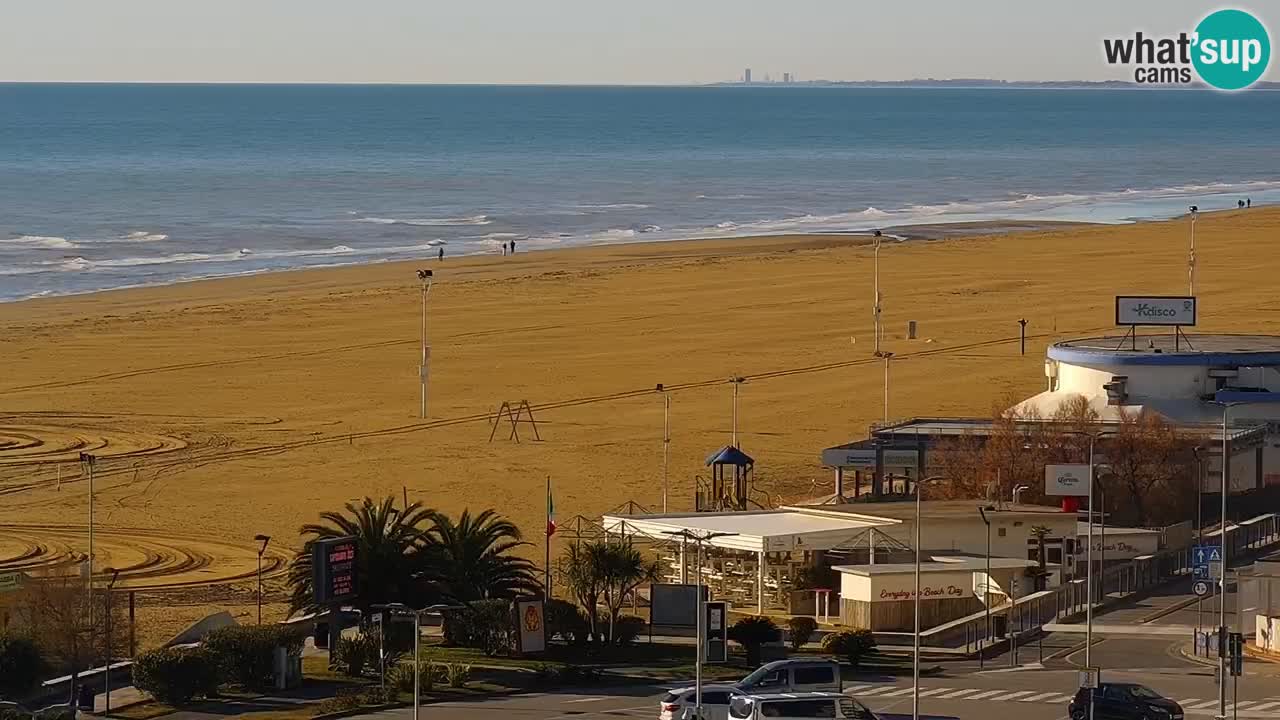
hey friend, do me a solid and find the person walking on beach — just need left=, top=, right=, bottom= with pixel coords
left=1248, top=198, right=1252, bottom=208
left=502, top=241, right=507, bottom=257
left=438, top=246, right=444, bottom=262
left=510, top=238, right=517, bottom=254
left=1239, top=199, right=1246, bottom=209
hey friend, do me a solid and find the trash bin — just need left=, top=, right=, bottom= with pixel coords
left=77, top=683, right=94, bottom=711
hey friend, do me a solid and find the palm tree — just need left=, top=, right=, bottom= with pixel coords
left=559, top=540, right=658, bottom=643
left=287, top=496, right=439, bottom=615
left=426, top=508, right=540, bottom=601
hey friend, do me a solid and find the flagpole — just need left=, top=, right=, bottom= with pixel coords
left=545, top=475, right=552, bottom=599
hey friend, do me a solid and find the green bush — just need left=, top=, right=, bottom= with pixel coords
left=334, top=633, right=377, bottom=678
left=443, top=662, right=471, bottom=688
left=30, top=708, right=73, bottom=720
left=391, top=658, right=437, bottom=695
left=728, top=616, right=780, bottom=666
left=0, top=632, right=45, bottom=699
left=203, top=625, right=306, bottom=690
left=544, top=599, right=588, bottom=645
left=787, top=617, right=818, bottom=651
left=442, top=600, right=513, bottom=656
left=820, top=628, right=876, bottom=670
left=131, top=647, right=220, bottom=705
left=612, top=615, right=646, bottom=646
left=314, top=694, right=362, bottom=715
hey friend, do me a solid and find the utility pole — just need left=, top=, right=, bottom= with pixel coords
left=659, top=385, right=671, bottom=512
left=873, top=234, right=883, bottom=355
left=254, top=535, right=271, bottom=624
left=79, top=452, right=97, bottom=663
left=1018, top=318, right=1028, bottom=355
left=882, top=353, right=894, bottom=423
left=729, top=376, right=745, bottom=446
left=663, top=529, right=736, bottom=719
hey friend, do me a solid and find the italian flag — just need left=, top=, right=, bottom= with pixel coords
left=546, top=480, right=556, bottom=537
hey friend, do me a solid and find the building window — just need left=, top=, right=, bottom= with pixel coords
left=998, top=527, right=1007, bottom=537
left=1048, top=548, right=1063, bottom=564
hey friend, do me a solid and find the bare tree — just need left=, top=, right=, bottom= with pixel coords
left=1100, top=410, right=1199, bottom=527
left=11, top=575, right=128, bottom=699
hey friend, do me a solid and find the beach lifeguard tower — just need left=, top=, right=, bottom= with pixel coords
left=699, top=445, right=755, bottom=511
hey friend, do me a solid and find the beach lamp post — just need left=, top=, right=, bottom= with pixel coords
left=663, top=529, right=736, bottom=719
left=911, top=477, right=945, bottom=720
left=728, top=376, right=746, bottom=446
left=417, top=269, right=434, bottom=418
left=254, top=534, right=271, bottom=624
left=881, top=353, right=895, bottom=423
left=78, top=452, right=97, bottom=648
left=873, top=234, right=884, bottom=355
left=657, top=383, right=671, bottom=512
left=1188, top=205, right=1199, bottom=297
left=976, top=505, right=996, bottom=669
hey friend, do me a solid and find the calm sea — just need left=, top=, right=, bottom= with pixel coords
left=2, top=84, right=1278, bottom=301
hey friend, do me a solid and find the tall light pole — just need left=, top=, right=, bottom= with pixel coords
left=977, top=505, right=994, bottom=670
left=103, top=568, right=120, bottom=715
left=873, top=233, right=883, bottom=355
left=79, top=452, right=97, bottom=657
left=881, top=353, right=895, bottom=423
left=1058, top=429, right=1103, bottom=720
left=658, top=384, right=670, bottom=513
left=664, top=529, right=736, bottom=719
left=1210, top=400, right=1251, bottom=720
left=912, top=477, right=945, bottom=720
left=1188, top=205, right=1199, bottom=297
left=729, top=376, right=746, bottom=446
left=254, top=534, right=271, bottom=625
left=417, top=269, right=434, bottom=419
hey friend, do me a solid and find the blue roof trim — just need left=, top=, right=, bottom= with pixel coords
left=1214, top=391, right=1280, bottom=403
left=1048, top=344, right=1280, bottom=367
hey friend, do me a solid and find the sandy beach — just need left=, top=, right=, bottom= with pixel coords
left=3, top=208, right=1279, bottom=644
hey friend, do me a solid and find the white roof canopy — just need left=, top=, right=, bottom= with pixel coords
left=601, top=509, right=898, bottom=553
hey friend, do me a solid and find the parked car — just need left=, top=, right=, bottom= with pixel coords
left=735, top=659, right=843, bottom=694
left=1069, top=683, right=1184, bottom=720
left=728, top=692, right=877, bottom=719
left=659, top=687, right=738, bottom=720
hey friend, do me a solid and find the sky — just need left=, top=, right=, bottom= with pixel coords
left=2, top=0, right=1276, bottom=84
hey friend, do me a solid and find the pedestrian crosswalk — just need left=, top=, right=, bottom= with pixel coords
left=846, top=684, right=1280, bottom=717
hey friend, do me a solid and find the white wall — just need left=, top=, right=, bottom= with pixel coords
left=875, top=515, right=1078, bottom=563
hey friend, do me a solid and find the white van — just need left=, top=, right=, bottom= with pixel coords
left=728, top=692, right=876, bottom=719
left=735, top=659, right=842, bottom=694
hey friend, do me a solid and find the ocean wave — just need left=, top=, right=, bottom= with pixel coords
left=357, top=214, right=492, bottom=227
left=576, top=203, right=651, bottom=210
left=3, top=235, right=78, bottom=249
left=859, top=207, right=889, bottom=217
left=696, top=194, right=755, bottom=201
left=122, top=231, right=170, bottom=242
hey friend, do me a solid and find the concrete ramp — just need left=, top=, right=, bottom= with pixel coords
left=1044, top=622, right=1195, bottom=636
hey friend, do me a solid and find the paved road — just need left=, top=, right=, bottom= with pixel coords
left=348, top=663, right=1280, bottom=720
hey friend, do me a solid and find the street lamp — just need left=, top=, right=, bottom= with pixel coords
left=657, top=383, right=670, bottom=513
left=977, top=505, right=995, bottom=669
left=104, top=567, right=120, bottom=716
left=912, top=476, right=946, bottom=720
left=254, top=535, right=271, bottom=625
left=1209, top=399, right=1254, bottom=720
left=1187, top=205, right=1199, bottom=296
left=664, top=529, right=737, bottom=720
left=728, top=376, right=746, bottom=446
left=416, top=269, right=434, bottom=419
left=376, top=602, right=465, bottom=720
left=1059, top=427, right=1106, bottom=720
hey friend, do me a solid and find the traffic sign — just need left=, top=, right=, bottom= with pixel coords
left=1193, top=565, right=1210, bottom=579
left=1209, top=561, right=1223, bottom=580
left=1079, top=668, right=1100, bottom=689
left=1193, top=545, right=1222, bottom=564
left=1193, top=580, right=1211, bottom=597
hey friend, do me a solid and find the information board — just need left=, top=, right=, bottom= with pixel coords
left=313, top=536, right=358, bottom=605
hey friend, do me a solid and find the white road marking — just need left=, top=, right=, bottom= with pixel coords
left=1247, top=700, right=1280, bottom=711
left=935, top=688, right=983, bottom=699
left=1019, top=692, right=1065, bottom=703
left=855, top=686, right=899, bottom=696
left=987, top=690, right=1037, bottom=701
left=963, top=690, right=1008, bottom=700
left=563, top=696, right=610, bottom=703
left=917, top=687, right=953, bottom=697
left=1186, top=699, right=1223, bottom=709
left=877, top=687, right=919, bottom=697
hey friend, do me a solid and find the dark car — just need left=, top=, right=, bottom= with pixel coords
left=1069, top=683, right=1184, bottom=720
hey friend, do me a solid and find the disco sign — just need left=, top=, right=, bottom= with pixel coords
left=312, top=536, right=358, bottom=605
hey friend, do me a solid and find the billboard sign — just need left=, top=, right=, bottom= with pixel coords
left=651, top=583, right=706, bottom=628
left=881, top=449, right=920, bottom=468
left=1046, top=464, right=1091, bottom=496
left=516, top=599, right=546, bottom=654
left=312, top=536, right=358, bottom=605
left=705, top=600, right=728, bottom=663
left=821, top=448, right=876, bottom=469
left=1115, top=296, right=1196, bottom=326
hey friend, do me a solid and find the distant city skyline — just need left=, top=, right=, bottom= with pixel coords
left=3, top=1, right=1276, bottom=84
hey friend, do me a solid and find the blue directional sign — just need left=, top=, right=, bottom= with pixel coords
left=1194, top=565, right=1210, bottom=579
left=1193, top=545, right=1222, bottom=565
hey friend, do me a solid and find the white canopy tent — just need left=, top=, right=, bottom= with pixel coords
left=601, top=510, right=900, bottom=613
